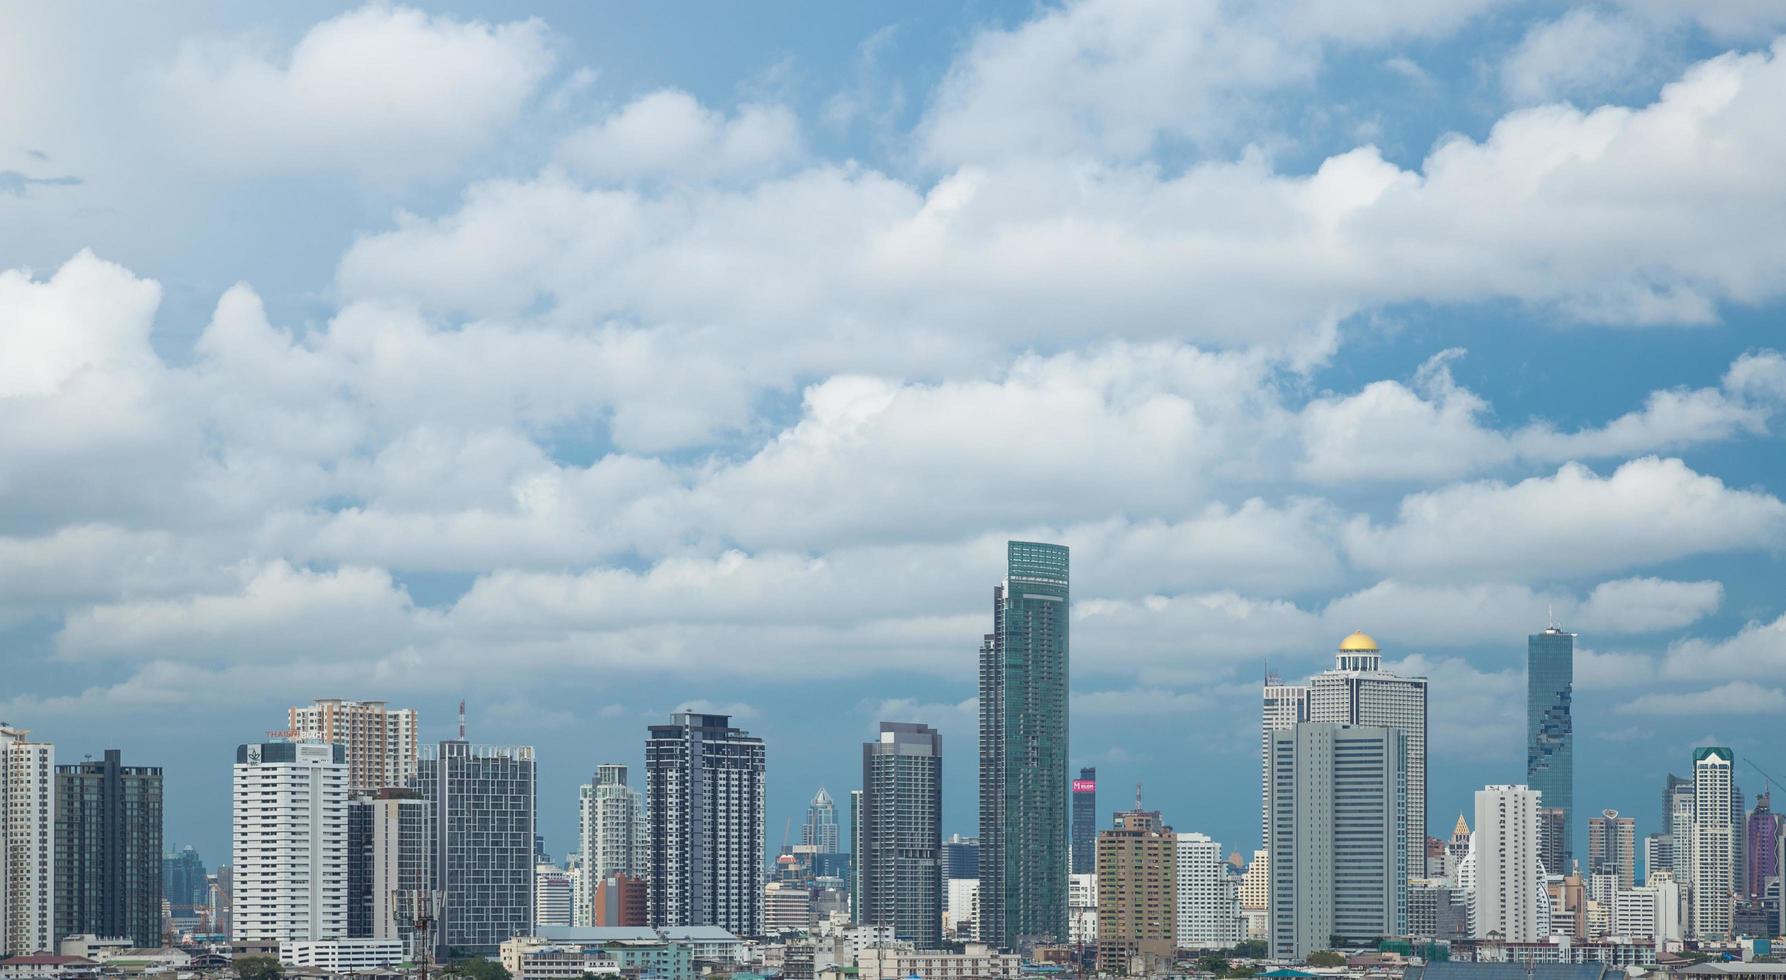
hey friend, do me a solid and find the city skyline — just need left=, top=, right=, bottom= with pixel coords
left=6, top=0, right=1786, bottom=946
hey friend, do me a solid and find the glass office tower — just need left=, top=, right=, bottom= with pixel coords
left=1527, top=624, right=1575, bottom=873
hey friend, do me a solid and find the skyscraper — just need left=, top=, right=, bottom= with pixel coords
left=645, top=712, right=765, bottom=936
left=1690, top=747, right=1735, bottom=939
left=859, top=722, right=943, bottom=948
left=54, top=750, right=164, bottom=948
left=1308, top=632, right=1427, bottom=879
left=803, top=788, right=842, bottom=854
left=231, top=740, right=349, bottom=943
left=1, top=724, right=54, bottom=956
left=578, top=764, right=644, bottom=924
left=1176, top=832, right=1239, bottom=950
left=1587, top=809, right=1636, bottom=892
left=289, top=700, right=420, bottom=795
left=1537, top=808, right=1567, bottom=881
left=1260, top=676, right=1309, bottom=858
left=1072, top=769, right=1097, bottom=876
left=1527, top=625, right=1574, bottom=873
left=1267, top=723, right=1408, bottom=962
left=978, top=540, right=1070, bottom=948
left=1462, top=785, right=1551, bottom=942
left=1096, top=805, right=1175, bottom=974
left=415, top=736, right=536, bottom=956
left=534, top=864, right=572, bottom=929
left=1745, top=793, right=1780, bottom=899
left=164, top=846, right=207, bottom=908
left=363, top=789, right=432, bottom=959
left=848, top=789, right=863, bottom=923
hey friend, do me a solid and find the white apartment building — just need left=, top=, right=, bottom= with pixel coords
left=0, top=725, right=54, bottom=955
left=1065, top=873, right=1093, bottom=945
left=1465, top=785, right=1552, bottom=943
left=1260, top=680, right=1309, bottom=858
left=279, top=938, right=405, bottom=970
left=763, top=881, right=813, bottom=935
left=231, top=741, right=349, bottom=942
left=289, top=700, right=418, bottom=794
left=1612, top=871, right=1683, bottom=949
left=1691, top=748, right=1736, bottom=939
left=1176, top=833, right=1240, bottom=949
left=537, top=864, right=574, bottom=929
left=855, top=943, right=1020, bottom=980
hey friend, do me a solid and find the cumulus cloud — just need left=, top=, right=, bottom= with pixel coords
left=1502, top=10, right=1653, bottom=105
left=150, top=5, right=554, bottom=179
left=1617, top=680, right=1786, bottom=715
left=556, top=89, right=801, bottom=181
left=1662, top=612, right=1786, bottom=678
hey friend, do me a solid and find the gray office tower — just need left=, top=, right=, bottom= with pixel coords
left=347, top=798, right=374, bottom=938
left=1268, top=723, right=1409, bottom=963
left=978, top=541, right=1070, bottom=949
left=860, top=723, right=943, bottom=948
left=1527, top=623, right=1575, bottom=874
left=1071, top=768, right=1097, bottom=875
left=164, top=846, right=206, bottom=907
left=414, top=738, right=536, bottom=957
left=53, top=750, right=164, bottom=948
left=646, top=712, right=766, bottom=936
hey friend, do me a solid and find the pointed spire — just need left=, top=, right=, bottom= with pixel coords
left=1453, top=812, right=1471, bottom=837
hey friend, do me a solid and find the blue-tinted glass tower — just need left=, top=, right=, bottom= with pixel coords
left=1527, top=624, right=1574, bottom=873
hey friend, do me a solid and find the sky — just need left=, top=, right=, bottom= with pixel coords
left=4, top=0, right=1786, bottom=875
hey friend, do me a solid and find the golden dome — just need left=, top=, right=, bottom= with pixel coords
left=1338, top=630, right=1379, bottom=652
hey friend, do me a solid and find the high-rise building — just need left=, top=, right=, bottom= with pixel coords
left=943, top=835, right=980, bottom=882
left=578, top=764, right=644, bottom=925
left=1260, top=677, right=1309, bottom=858
left=978, top=540, right=1070, bottom=948
left=231, top=741, right=349, bottom=942
left=803, top=789, right=841, bottom=854
left=1746, top=793, right=1780, bottom=900
left=52, top=749, right=163, bottom=948
left=848, top=789, right=863, bottom=923
left=1308, top=632, right=1427, bottom=879
left=1690, top=747, right=1736, bottom=939
left=1176, top=832, right=1239, bottom=950
left=363, top=789, right=432, bottom=958
left=1067, top=873, right=1094, bottom=946
left=1643, top=835, right=1670, bottom=885
left=535, top=864, right=573, bottom=929
left=1538, top=808, right=1567, bottom=881
left=347, top=797, right=374, bottom=938
left=1588, top=810, right=1636, bottom=892
left=645, top=712, right=765, bottom=936
left=289, top=700, right=420, bottom=794
left=1096, top=806, right=1175, bottom=974
left=1527, top=625, right=1574, bottom=873
left=859, top=723, right=943, bottom=949
left=164, top=846, right=207, bottom=908
left=415, top=736, right=536, bottom=956
left=593, top=872, right=647, bottom=927
left=1461, top=785, right=1551, bottom=942
left=1267, top=723, right=1408, bottom=962
left=1072, top=769, right=1098, bottom=876
left=1, top=726, right=55, bottom=955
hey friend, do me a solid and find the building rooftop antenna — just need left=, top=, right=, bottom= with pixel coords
left=457, top=699, right=466, bottom=740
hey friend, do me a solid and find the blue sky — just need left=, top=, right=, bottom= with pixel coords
left=4, top=1, right=1786, bottom=873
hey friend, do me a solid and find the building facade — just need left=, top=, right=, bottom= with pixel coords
left=1072, top=769, right=1098, bottom=877
left=579, top=765, right=644, bottom=925
left=1587, top=810, right=1636, bottom=892
left=415, top=738, right=537, bottom=956
left=1260, top=678, right=1310, bottom=861
left=52, top=750, right=162, bottom=949
left=978, top=540, right=1070, bottom=948
left=859, top=723, right=942, bottom=949
left=1308, top=632, right=1428, bottom=880
left=289, top=700, right=419, bottom=795
left=1690, top=747, right=1735, bottom=939
left=645, top=713, right=765, bottom=936
left=231, top=741, right=349, bottom=943
left=1465, top=785, right=1551, bottom=942
left=1527, top=626, right=1575, bottom=874
left=1176, top=833, right=1239, bottom=950
left=802, top=789, right=841, bottom=855
left=536, top=865, right=573, bottom=929
left=1745, top=793, right=1779, bottom=900
left=1267, top=723, right=1408, bottom=962
left=1096, top=807, right=1176, bottom=974
left=1, top=727, right=55, bottom=955
left=358, top=790, right=433, bottom=958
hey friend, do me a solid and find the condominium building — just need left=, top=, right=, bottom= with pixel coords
left=1588, top=810, right=1636, bottom=892
left=579, top=765, right=644, bottom=925
left=1308, top=632, right=1428, bottom=879
left=1267, top=723, right=1408, bottom=962
left=645, top=713, right=765, bottom=936
left=230, top=741, right=349, bottom=942
left=1176, top=833, right=1239, bottom=950
left=1690, top=747, right=1736, bottom=939
left=762, top=882, right=812, bottom=935
left=1096, top=807, right=1176, bottom=974
left=1612, top=872, right=1682, bottom=947
left=855, top=942, right=1020, bottom=980
left=858, top=723, right=942, bottom=949
left=53, top=750, right=163, bottom=948
left=361, top=790, right=433, bottom=958
left=415, top=737, right=537, bottom=956
left=289, top=700, right=419, bottom=794
left=1, top=725, right=55, bottom=955
left=1066, top=874, right=1093, bottom=945
left=537, top=865, right=573, bottom=930
left=1463, top=785, right=1551, bottom=942
left=593, top=873, right=647, bottom=928
left=1259, top=679, right=1309, bottom=859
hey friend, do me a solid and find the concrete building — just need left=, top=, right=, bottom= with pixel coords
left=1463, top=785, right=1551, bottom=943
left=855, top=942, right=1020, bottom=980
left=646, top=713, right=765, bottom=936
left=1267, top=722, right=1408, bottom=962
left=763, top=882, right=813, bottom=936
left=278, top=938, right=404, bottom=970
left=1309, top=632, right=1428, bottom=881
left=1539, top=809, right=1568, bottom=882
left=1072, top=770, right=1098, bottom=876
left=360, top=790, right=432, bottom=958
left=52, top=749, right=163, bottom=948
left=1691, top=747, right=1736, bottom=939
left=1260, top=678, right=1309, bottom=862
left=1745, top=793, right=1779, bottom=900
left=1527, top=626, right=1575, bottom=874
left=1588, top=811, right=1636, bottom=892
left=858, top=723, right=942, bottom=949
left=1065, top=874, right=1093, bottom=946
left=978, top=540, right=1070, bottom=947
left=231, top=741, right=348, bottom=943
left=415, top=736, right=537, bottom=956
left=1176, top=833, right=1239, bottom=950
left=802, top=790, right=841, bottom=855
left=288, top=700, right=419, bottom=795
left=948, top=878, right=981, bottom=942
left=594, top=873, right=647, bottom=928
left=1238, top=851, right=1269, bottom=941
left=1, top=726, right=55, bottom=956
left=1612, top=871, right=1682, bottom=948
left=578, top=764, right=644, bottom=926
left=537, top=864, right=573, bottom=929
left=1096, top=807, right=1175, bottom=974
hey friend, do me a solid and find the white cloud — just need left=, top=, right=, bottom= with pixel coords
left=556, top=89, right=801, bottom=181
left=150, top=5, right=554, bottom=180
left=1502, top=10, right=1653, bottom=105
left=1617, top=680, right=1786, bottom=715
left=1572, top=577, right=1722, bottom=633
left=1662, top=612, right=1786, bottom=679
left=1387, top=653, right=1524, bottom=764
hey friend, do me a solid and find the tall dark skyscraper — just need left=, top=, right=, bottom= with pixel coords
left=53, top=749, right=164, bottom=948
left=978, top=540, right=1069, bottom=948
left=1071, top=768, right=1097, bottom=875
left=164, top=845, right=207, bottom=908
left=1526, top=623, right=1574, bottom=873
left=646, top=712, right=766, bottom=936
left=859, top=722, right=943, bottom=948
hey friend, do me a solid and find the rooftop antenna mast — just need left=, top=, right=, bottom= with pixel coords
left=1135, top=783, right=1143, bottom=810
left=458, top=699, right=466, bottom=739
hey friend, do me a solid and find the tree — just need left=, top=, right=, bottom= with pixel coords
left=235, top=955, right=283, bottom=980
left=1306, top=951, right=1346, bottom=968
left=1196, top=953, right=1229, bottom=974
left=1233, top=940, right=1268, bottom=960
left=1225, top=966, right=1258, bottom=978
left=443, top=959, right=512, bottom=980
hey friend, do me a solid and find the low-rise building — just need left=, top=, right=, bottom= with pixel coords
left=855, top=942, right=1019, bottom=980
left=0, top=957, right=101, bottom=979
left=278, top=939, right=406, bottom=971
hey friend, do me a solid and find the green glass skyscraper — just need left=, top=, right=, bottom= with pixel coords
left=978, top=540, right=1069, bottom=948
left=1526, top=623, right=1574, bottom=873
